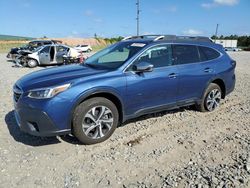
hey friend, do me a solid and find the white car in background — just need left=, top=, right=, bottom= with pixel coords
left=74, top=44, right=92, bottom=53
left=224, top=47, right=242, bottom=52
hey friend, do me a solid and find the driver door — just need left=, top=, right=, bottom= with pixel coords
left=39, top=46, right=51, bottom=64
left=124, top=44, right=179, bottom=115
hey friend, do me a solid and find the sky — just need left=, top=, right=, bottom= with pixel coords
left=0, top=0, right=249, bottom=38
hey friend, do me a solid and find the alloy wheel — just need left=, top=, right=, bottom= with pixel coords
left=82, top=106, right=113, bottom=139
left=206, top=89, right=221, bottom=111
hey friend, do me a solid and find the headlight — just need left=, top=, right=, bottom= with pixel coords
left=28, top=83, right=71, bottom=99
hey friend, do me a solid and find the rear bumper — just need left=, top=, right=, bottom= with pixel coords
left=14, top=106, right=71, bottom=137
left=226, top=73, right=236, bottom=96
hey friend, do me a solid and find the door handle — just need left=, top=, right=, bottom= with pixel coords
left=168, top=73, right=177, bottom=79
left=204, top=68, right=213, bottom=73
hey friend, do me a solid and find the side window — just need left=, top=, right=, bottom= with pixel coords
left=172, top=45, right=199, bottom=65
left=132, top=45, right=172, bottom=69
left=199, top=46, right=220, bottom=61
left=56, top=46, right=67, bottom=52
left=40, top=46, right=50, bottom=53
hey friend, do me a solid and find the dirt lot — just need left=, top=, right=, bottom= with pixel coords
left=0, top=52, right=249, bottom=188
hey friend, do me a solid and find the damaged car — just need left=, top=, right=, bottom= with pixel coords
left=7, top=40, right=62, bottom=59
left=16, top=44, right=80, bottom=68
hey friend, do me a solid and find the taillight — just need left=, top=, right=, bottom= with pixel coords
left=231, top=60, right=236, bottom=67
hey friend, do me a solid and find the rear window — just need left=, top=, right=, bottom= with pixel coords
left=172, top=45, right=200, bottom=65
left=198, top=46, right=220, bottom=61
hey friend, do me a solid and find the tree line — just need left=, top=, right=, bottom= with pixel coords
left=211, top=35, right=250, bottom=47
left=94, top=33, right=250, bottom=48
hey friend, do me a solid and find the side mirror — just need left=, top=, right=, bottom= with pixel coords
left=134, top=61, right=153, bottom=72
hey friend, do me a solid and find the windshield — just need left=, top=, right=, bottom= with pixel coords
left=84, top=41, right=146, bottom=69
left=33, top=45, right=45, bottom=52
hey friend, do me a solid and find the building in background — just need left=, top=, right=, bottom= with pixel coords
left=213, top=39, right=238, bottom=48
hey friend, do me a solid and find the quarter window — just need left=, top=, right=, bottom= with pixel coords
left=172, top=45, right=200, bottom=65
left=198, top=46, right=220, bottom=61
left=56, top=45, right=68, bottom=52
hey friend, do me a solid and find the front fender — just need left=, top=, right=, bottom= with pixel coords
left=68, top=86, right=124, bottom=127
left=28, top=53, right=39, bottom=62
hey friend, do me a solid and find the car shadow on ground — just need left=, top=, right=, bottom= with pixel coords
left=5, top=106, right=196, bottom=146
left=5, top=111, right=61, bottom=146
left=121, top=105, right=196, bottom=127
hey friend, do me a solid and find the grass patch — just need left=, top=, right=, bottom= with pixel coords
left=92, top=44, right=108, bottom=52
left=0, top=42, right=108, bottom=53
left=0, top=42, right=25, bottom=53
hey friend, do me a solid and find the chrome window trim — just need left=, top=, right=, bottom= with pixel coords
left=123, top=43, right=172, bottom=73
left=123, top=42, right=223, bottom=73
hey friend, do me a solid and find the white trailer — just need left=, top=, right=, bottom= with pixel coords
left=213, top=40, right=238, bottom=48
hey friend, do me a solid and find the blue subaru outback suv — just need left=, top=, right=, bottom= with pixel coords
left=13, top=35, right=236, bottom=144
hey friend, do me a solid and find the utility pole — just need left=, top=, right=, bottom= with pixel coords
left=215, top=24, right=219, bottom=39
left=136, top=0, right=140, bottom=36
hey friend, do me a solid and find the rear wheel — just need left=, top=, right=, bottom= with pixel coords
left=27, top=59, right=38, bottom=68
left=196, top=83, right=222, bottom=112
left=73, top=97, right=119, bottom=144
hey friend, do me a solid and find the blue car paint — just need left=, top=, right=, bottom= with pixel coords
left=13, top=39, right=236, bottom=136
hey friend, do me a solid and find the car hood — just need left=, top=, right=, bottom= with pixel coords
left=16, top=64, right=108, bottom=91
left=19, top=50, right=33, bottom=56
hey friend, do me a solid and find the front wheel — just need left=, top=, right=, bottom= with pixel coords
left=196, top=83, right=222, bottom=112
left=72, top=97, right=119, bottom=144
left=27, top=59, right=38, bottom=68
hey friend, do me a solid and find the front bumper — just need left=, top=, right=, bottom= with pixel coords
left=7, top=53, right=18, bottom=59
left=14, top=106, right=71, bottom=137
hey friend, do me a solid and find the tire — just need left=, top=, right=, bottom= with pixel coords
left=196, top=83, right=222, bottom=112
left=27, top=59, right=38, bottom=68
left=73, top=97, right=119, bottom=144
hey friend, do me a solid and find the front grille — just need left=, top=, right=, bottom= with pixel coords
left=13, top=84, right=23, bottom=102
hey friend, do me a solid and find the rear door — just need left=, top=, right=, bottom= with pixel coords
left=173, top=44, right=217, bottom=103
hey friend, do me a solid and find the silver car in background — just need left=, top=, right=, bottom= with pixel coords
left=16, top=44, right=80, bottom=68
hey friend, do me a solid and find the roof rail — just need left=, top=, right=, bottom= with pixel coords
left=122, top=35, right=212, bottom=42
left=122, top=35, right=163, bottom=41
left=122, top=36, right=133, bottom=41
left=176, top=36, right=212, bottom=42
left=154, top=35, right=165, bottom=41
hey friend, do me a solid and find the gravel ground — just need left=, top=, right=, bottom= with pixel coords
left=0, top=52, right=249, bottom=188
